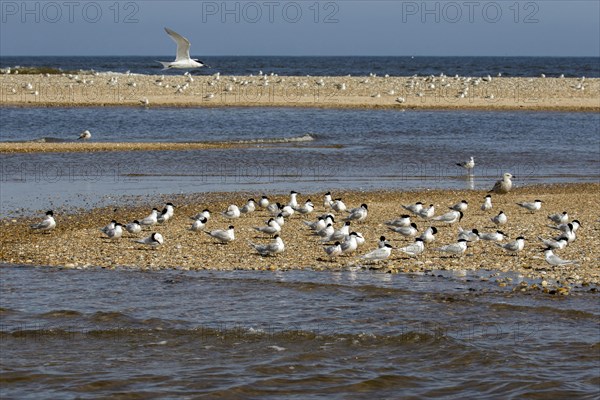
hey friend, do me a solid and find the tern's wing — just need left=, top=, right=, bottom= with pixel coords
left=165, top=27, right=191, bottom=61
left=31, top=219, right=51, bottom=229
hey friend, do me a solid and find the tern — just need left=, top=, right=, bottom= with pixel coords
left=205, top=225, right=235, bottom=243
left=296, top=200, right=315, bottom=215
left=221, top=205, right=241, bottom=219
left=30, top=210, right=56, bottom=232
left=398, top=238, right=425, bottom=257
left=140, top=208, right=159, bottom=226
left=548, top=220, right=581, bottom=233
left=340, top=232, right=360, bottom=255
left=489, top=173, right=514, bottom=194
left=323, top=192, right=332, bottom=209
left=481, top=195, right=493, bottom=211
left=457, top=227, right=479, bottom=242
left=104, top=223, right=123, bottom=240
left=496, top=236, right=525, bottom=255
left=134, top=232, right=163, bottom=248
left=517, top=200, right=543, bottom=212
left=538, top=237, right=567, bottom=250
left=240, top=199, right=256, bottom=214
left=249, top=235, right=285, bottom=256
left=432, top=210, right=463, bottom=225
left=190, top=217, right=208, bottom=231
left=330, top=198, right=347, bottom=213
left=435, top=239, right=468, bottom=257
left=389, top=222, right=418, bottom=237
left=548, top=211, right=569, bottom=225
left=418, top=226, right=437, bottom=243
left=344, top=204, right=368, bottom=222
left=479, top=230, right=506, bottom=242
left=157, top=28, right=208, bottom=70
left=323, top=241, right=342, bottom=259
left=258, top=196, right=269, bottom=208
left=451, top=200, right=468, bottom=212
left=125, top=220, right=142, bottom=234
left=254, top=219, right=282, bottom=235
left=360, top=243, right=393, bottom=261
left=491, top=211, right=507, bottom=226
left=417, top=204, right=435, bottom=219
left=385, top=215, right=412, bottom=228
left=402, top=202, right=423, bottom=215
left=544, top=249, right=579, bottom=266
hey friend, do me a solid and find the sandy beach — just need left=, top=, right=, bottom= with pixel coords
left=1, top=73, right=598, bottom=112
left=1, top=183, right=598, bottom=294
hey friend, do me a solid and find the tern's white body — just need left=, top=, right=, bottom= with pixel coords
left=205, top=226, right=235, bottom=243
left=157, top=28, right=207, bottom=70
left=481, top=195, right=493, bottom=211
left=544, top=249, right=578, bottom=266
left=398, top=239, right=425, bottom=257
left=249, top=235, right=285, bottom=256
left=435, top=240, right=468, bottom=257
left=30, top=211, right=56, bottom=232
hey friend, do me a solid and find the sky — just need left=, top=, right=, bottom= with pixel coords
left=0, top=1, right=599, bottom=56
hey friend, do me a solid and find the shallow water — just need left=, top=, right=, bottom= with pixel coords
left=1, top=265, right=598, bottom=398
left=1, top=107, right=599, bottom=214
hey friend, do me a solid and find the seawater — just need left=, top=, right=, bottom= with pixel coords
left=1, top=265, right=599, bottom=398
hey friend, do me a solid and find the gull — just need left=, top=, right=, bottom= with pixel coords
left=481, top=195, right=493, bottom=211
left=479, top=230, right=506, bottom=242
left=456, top=157, right=475, bottom=174
left=435, top=239, right=468, bottom=257
left=385, top=215, right=411, bottom=228
left=398, top=238, right=425, bottom=257
left=254, top=219, right=281, bottom=235
left=432, top=210, right=463, bottom=225
left=389, top=222, right=418, bottom=237
left=496, top=236, right=525, bottom=255
left=457, top=227, right=479, bottom=242
left=491, top=211, right=507, bottom=226
left=125, top=220, right=142, bottom=234
left=544, top=249, right=579, bottom=266
left=249, top=235, right=285, bottom=256
left=418, top=226, right=437, bottom=243
left=538, top=237, right=567, bottom=250
left=344, top=204, right=368, bottom=222
left=221, top=205, right=241, bottom=219
left=140, top=208, right=159, bottom=226
left=258, top=196, right=269, bottom=208
left=78, top=130, right=91, bottom=140
left=157, top=28, right=207, bottom=70
left=296, top=200, right=315, bottom=215
left=517, top=199, right=543, bottom=213
left=190, top=217, right=208, bottom=231
left=134, top=232, right=163, bottom=248
left=104, top=223, right=123, bottom=240
left=451, top=200, right=468, bottom=212
left=360, top=243, right=393, bottom=261
left=240, top=199, right=256, bottom=214
left=205, top=225, right=235, bottom=243
left=417, top=204, right=435, bottom=219
left=323, top=192, right=332, bottom=208
left=402, top=202, right=423, bottom=215
left=330, top=198, right=347, bottom=213
left=30, top=210, right=56, bottom=232
left=489, top=173, right=514, bottom=194
left=323, top=241, right=342, bottom=259
left=548, top=211, right=569, bottom=225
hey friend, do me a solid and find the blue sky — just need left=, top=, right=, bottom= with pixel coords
left=1, top=1, right=599, bottom=56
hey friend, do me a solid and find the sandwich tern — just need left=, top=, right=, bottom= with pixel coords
left=432, top=210, right=463, bottom=225
left=481, top=195, right=493, bottom=211
left=548, top=211, right=569, bottom=225
left=140, top=208, right=159, bottom=226
left=489, top=173, right=514, bottom=194
left=478, top=230, right=506, bottom=242
left=491, top=211, right=507, bottom=226
left=402, top=202, right=423, bottom=215
left=451, top=200, right=469, bottom=212
left=554, top=223, right=576, bottom=243
left=544, top=249, right=579, bottom=266
left=157, top=28, right=207, bottom=70
left=134, top=232, right=163, bottom=248
left=317, top=223, right=335, bottom=239
left=104, top=223, right=123, bottom=240
left=254, top=219, right=282, bottom=235
left=496, top=236, right=525, bottom=255
left=205, top=225, right=235, bottom=243
left=360, top=243, right=393, bottom=261
left=385, top=214, right=412, bottom=228
left=418, top=226, right=437, bottom=243
left=249, top=235, right=285, bottom=256
left=323, top=241, right=342, bottom=259
left=457, top=227, right=479, bottom=242
left=340, top=232, right=359, bottom=255
left=389, top=222, right=418, bottom=237
left=323, top=192, right=332, bottom=208
left=344, top=204, right=368, bottom=222
left=549, top=220, right=581, bottom=233
left=398, top=238, right=425, bottom=257
left=101, top=220, right=117, bottom=235
left=240, top=198, right=256, bottom=214
left=330, top=199, right=347, bottom=213
left=435, top=239, right=468, bottom=257
left=417, top=204, right=435, bottom=219
left=190, top=217, right=208, bottom=231
left=221, top=205, right=241, bottom=219
left=125, top=220, right=142, bottom=234
left=288, top=191, right=300, bottom=209
left=258, top=196, right=269, bottom=208
left=538, top=236, right=567, bottom=250
left=296, top=200, right=315, bottom=215
left=517, top=200, right=543, bottom=212
left=30, top=210, right=56, bottom=232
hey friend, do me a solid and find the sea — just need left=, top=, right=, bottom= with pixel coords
left=1, top=56, right=599, bottom=398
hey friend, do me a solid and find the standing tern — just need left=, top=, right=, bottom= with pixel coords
left=496, top=236, right=525, bottom=255
left=249, top=235, right=285, bottom=256
left=491, top=211, right=507, bottom=226
left=190, top=217, right=208, bottom=231
left=398, top=238, right=425, bottom=257
left=205, top=225, right=235, bottom=243
left=360, top=243, right=393, bottom=261
left=140, top=208, right=159, bottom=227
left=517, top=200, right=543, bottom=213
left=125, top=220, right=142, bottom=234
left=548, top=211, right=569, bottom=225
left=254, top=219, right=282, bottom=235
left=435, top=239, right=468, bottom=257
left=432, top=210, right=463, bottom=225
left=544, top=249, right=579, bottom=266
left=418, top=226, right=437, bottom=243
left=481, top=195, right=493, bottom=211
left=344, top=204, right=368, bottom=222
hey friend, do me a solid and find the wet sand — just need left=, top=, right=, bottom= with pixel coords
left=1, top=74, right=598, bottom=112
left=1, top=183, right=598, bottom=294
